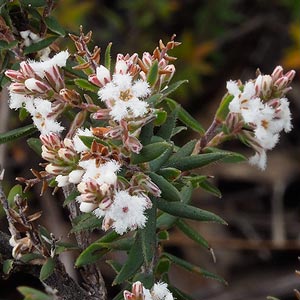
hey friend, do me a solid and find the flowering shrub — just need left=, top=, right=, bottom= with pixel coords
left=0, top=2, right=295, bottom=300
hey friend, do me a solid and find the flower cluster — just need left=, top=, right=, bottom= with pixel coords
left=226, top=66, right=295, bottom=170
left=123, top=281, right=174, bottom=300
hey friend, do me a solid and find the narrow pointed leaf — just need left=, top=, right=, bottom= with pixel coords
left=176, top=219, right=210, bottom=250
left=20, top=253, right=44, bottom=263
left=147, top=60, right=159, bottom=86
left=17, top=286, right=51, bottom=300
left=27, top=138, right=42, bottom=156
left=106, top=259, right=122, bottom=273
left=0, top=124, right=37, bottom=144
left=169, top=139, right=197, bottom=162
left=149, top=144, right=173, bottom=172
left=154, top=110, right=167, bottom=126
left=113, top=233, right=144, bottom=285
left=24, top=36, right=58, bottom=55
left=215, top=94, right=234, bottom=122
left=161, top=80, right=188, bottom=97
left=71, top=213, right=102, bottom=233
left=131, top=142, right=172, bottom=164
left=140, top=201, right=157, bottom=266
left=205, top=147, right=247, bottom=163
left=156, top=199, right=227, bottom=224
left=157, top=168, right=181, bottom=181
left=63, top=190, right=80, bottom=207
left=44, top=16, right=66, bottom=36
left=180, top=182, right=193, bottom=204
left=74, top=78, right=99, bottom=92
left=148, top=173, right=181, bottom=202
left=156, top=108, right=178, bottom=140
left=162, top=252, right=227, bottom=284
left=199, top=179, right=222, bottom=198
left=178, top=105, right=205, bottom=134
left=39, top=257, right=55, bottom=281
left=164, top=152, right=230, bottom=171
left=156, top=213, right=177, bottom=229
left=104, top=42, right=112, bottom=71
left=139, top=122, right=154, bottom=146
left=3, top=259, right=14, bottom=274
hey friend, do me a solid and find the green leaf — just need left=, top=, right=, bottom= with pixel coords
left=139, top=122, right=154, bottom=146
left=154, top=110, right=167, bottom=126
left=17, top=286, right=51, bottom=300
left=149, top=144, right=173, bottom=172
left=104, top=42, right=112, bottom=71
left=155, top=257, right=171, bottom=276
left=20, top=253, right=44, bottom=263
left=168, top=285, right=194, bottom=300
left=55, top=242, right=79, bottom=255
left=39, top=257, right=55, bottom=281
left=157, top=230, right=169, bottom=241
left=75, top=231, right=119, bottom=267
left=0, top=124, right=37, bottom=144
left=147, top=60, right=159, bottom=86
left=63, top=190, right=80, bottom=207
left=199, top=179, right=222, bottom=198
left=205, top=147, right=247, bottom=163
left=176, top=219, right=210, bottom=250
left=156, top=198, right=227, bottom=224
left=148, top=172, right=181, bottom=202
left=171, top=126, right=187, bottom=137
left=180, top=183, right=193, bottom=204
left=131, top=142, right=172, bottom=164
left=156, top=107, right=178, bottom=140
left=132, top=272, right=154, bottom=289
left=169, top=139, right=197, bottom=162
left=140, top=200, right=157, bottom=267
left=183, top=175, right=207, bottom=188
left=146, top=94, right=161, bottom=105
left=113, top=233, right=144, bottom=285
left=71, top=213, right=102, bottom=233
left=19, top=107, right=29, bottom=121
left=78, top=135, right=108, bottom=148
left=156, top=213, right=177, bottom=229
left=74, top=78, right=99, bottom=92
left=44, top=16, right=66, bottom=36
left=163, top=152, right=230, bottom=171
left=27, top=138, right=42, bottom=156
left=24, top=36, right=58, bottom=55
left=0, top=40, right=18, bottom=50
left=7, top=184, right=23, bottom=207
left=161, top=80, right=188, bottom=98
left=162, top=252, right=227, bottom=284
left=215, top=94, right=234, bottom=122
left=157, top=167, right=181, bottom=181
left=3, top=259, right=13, bottom=274
left=178, top=105, right=205, bottom=134
left=21, top=0, right=46, bottom=7
left=106, top=259, right=122, bottom=273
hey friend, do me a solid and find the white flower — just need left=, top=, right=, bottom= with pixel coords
left=25, top=98, right=64, bottom=134
left=68, top=169, right=84, bottom=184
left=105, top=190, right=149, bottom=235
left=98, top=74, right=150, bottom=121
left=79, top=202, right=98, bottom=213
left=277, top=98, right=292, bottom=132
left=249, top=151, right=267, bottom=171
left=80, top=159, right=120, bottom=186
left=28, top=51, right=69, bottom=78
left=8, top=92, right=33, bottom=110
left=152, top=282, right=171, bottom=300
left=73, top=128, right=94, bottom=153
left=56, top=175, right=69, bottom=187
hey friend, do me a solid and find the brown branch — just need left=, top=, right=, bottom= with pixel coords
left=63, top=185, right=107, bottom=300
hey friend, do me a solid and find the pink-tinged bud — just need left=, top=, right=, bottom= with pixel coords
left=92, top=109, right=111, bottom=120
left=95, top=65, right=111, bottom=86
left=274, top=76, right=289, bottom=90
left=24, top=78, right=51, bottom=93
left=79, top=202, right=97, bottom=213
left=161, top=64, right=175, bottom=83
left=285, top=70, right=296, bottom=84
left=104, top=126, right=123, bottom=139
left=158, top=58, right=167, bottom=69
left=40, top=133, right=62, bottom=150
left=129, top=53, right=139, bottom=64
left=80, top=193, right=97, bottom=203
left=132, top=281, right=144, bottom=299
left=20, top=62, right=36, bottom=78
left=9, top=82, right=27, bottom=93
left=115, top=60, right=128, bottom=74
left=44, top=65, right=64, bottom=92
left=271, top=66, right=284, bottom=82
left=142, top=52, right=153, bottom=68
left=143, top=178, right=161, bottom=197
left=63, top=138, right=74, bottom=149
left=58, top=148, right=77, bottom=164
left=123, top=291, right=134, bottom=300
left=59, top=88, right=81, bottom=105
left=125, top=136, right=143, bottom=154
left=99, top=197, right=113, bottom=210
left=45, top=163, right=69, bottom=175
left=88, top=74, right=101, bottom=87
left=41, top=145, right=58, bottom=162
left=255, top=75, right=272, bottom=98
left=5, top=69, right=25, bottom=82
left=56, top=175, right=69, bottom=187
left=77, top=182, right=87, bottom=193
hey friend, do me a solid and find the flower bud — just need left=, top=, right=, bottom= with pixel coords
left=56, top=175, right=69, bottom=187
left=79, top=202, right=98, bottom=213
left=255, top=75, right=272, bottom=98
left=45, top=163, right=69, bottom=175
left=44, top=65, right=64, bottom=91
left=20, top=62, right=36, bottom=78
left=58, top=148, right=77, bottom=164
left=9, top=83, right=27, bottom=93
left=132, top=281, right=144, bottom=299
left=92, top=109, right=111, bottom=120
left=115, top=60, right=128, bottom=74
left=24, top=78, right=51, bottom=93
left=68, top=169, right=84, bottom=184
left=99, top=197, right=113, bottom=210
left=5, top=69, right=25, bottom=82
left=271, top=66, right=284, bottom=82
left=60, top=88, right=81, bottom=105
left=142, top=52, right=153, bottom=68
left=125, top=135, right=143, bottom=154
left=94, top=65, right=111, bottom=86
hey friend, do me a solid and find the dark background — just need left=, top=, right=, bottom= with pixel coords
left=1, top=0, right=300, bottom=299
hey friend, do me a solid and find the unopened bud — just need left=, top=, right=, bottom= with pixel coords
left=45, top=163, right=69, bottom=175
left=123, top=291, right=134, bottom=300
left=274, top=76, right=289, bottom=91
left=92, top=109, right=111, bottom=120
left=132, top=281, right=143, bottom=299
left=60, top=88, right=81, bottom=105
left=102, top=216, right=113, bottom=231
left=142, top=52, right=153, bottom=68
left=271, top=66, right=284, bottom=82
left=94, top=65, right=111, bottom=86
left=285, top=69, right=296, bottom=84
left=9, top=82, right=27, bottom=93
left=58, top=148, right=77, bottom=164
left=125, top=135, right=143, bottom=154
left=255, top=75, right=272, bottom=98
left=79, top=202, right=97, bottom=213
left=20, top=62, right=36, bottom=78
left=44, top=65, right=64, bottom=91
left=5, top=69, right=25, bottom=82
left=115, top=60, right=128, bottom=74
left=24, top=78, right=51, bottom=93
left=99, top=197, right=113, bottom=210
